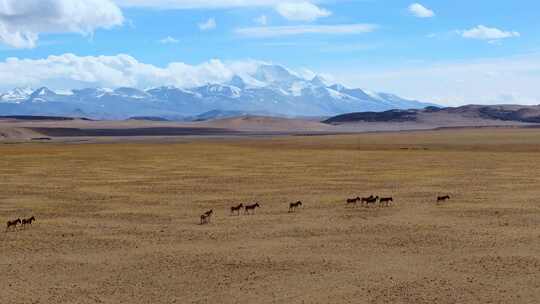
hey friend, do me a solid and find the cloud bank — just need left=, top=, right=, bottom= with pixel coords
left=0, top=53, right=268, bottom=90
left=0, top=0, right=124, bottom=48
left=117, top=0, right=332, bottom=23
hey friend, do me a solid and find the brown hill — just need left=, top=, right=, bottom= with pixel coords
left=324, top=105, right=540, bottom=125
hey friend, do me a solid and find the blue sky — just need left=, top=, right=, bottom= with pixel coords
left=0, top=0, right=539, bottom=105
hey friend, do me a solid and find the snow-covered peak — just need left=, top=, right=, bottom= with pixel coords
left=252, top=64, right=301, bottom=85
left=228, top=75, right=246, bottom=89
left=30, top=87, right=57, bottom=98
left=288, top=81, right=312, bottom=97
left=196, top=83, right=241, bottom=98
left=364, top=89, right=385, bottom=101
left=329, top=84, right=348, bottom=92
left=0, top=87, right=33, bottom=103
left=25, top=87, right=60, bottom=103
left=112, top=87, right=150, bottom=99
left=146, top=86, right=190, bottom=94
left=55, top=89, right=74, bottom=96
left=73, top=88, right=113, bottom=98
left=145, top=85, right=175, bottom=92
left=146, top=86, right=201, bottom=100
left=311, top=75, right=330, bottom=87
left=326, top=88, right=346, bottom=99
left=233, top=74, right=266, bottom=88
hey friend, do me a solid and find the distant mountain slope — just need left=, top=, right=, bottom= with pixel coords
left=197, top=116, right=333, bottom=132
left=128, top=116, right=171, bottom=122
left=0, top=64, right=437, bottom=120
left=324, top=105, right=540, bottom=125
left=0, top=115, right=79, bottom=121
left=191, top=110, right=250, bottom=121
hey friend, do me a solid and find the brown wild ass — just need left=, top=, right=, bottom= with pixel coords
left=361, top=195, right=375, bottom=206
left=21, top=216, right=36, bottom=229
left=346, top=197, right=361, bottom=207
left=437, top=195, right=450, bottom=203
left=200, top=209, right=213, bottom=225
left=244, top=203, right=260, bottom=215
left=230, top=204, right=244, bottom=216
left=5, top=218, right=21, bottom=232
left=289, top=201, right=302, bottom=212
left=365, top=196, right=379, bottom=207
left=379, top=197, right=393, bottom=207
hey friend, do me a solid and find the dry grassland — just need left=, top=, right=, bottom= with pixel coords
left=1, top=128, right=539, bottom=303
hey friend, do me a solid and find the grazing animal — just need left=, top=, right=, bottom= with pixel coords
left=200, top=209, right=213, bottom=225
left=437, top=195, right=450, bottom=203
left=365, top=196, right=379, bottom=207
left=346, top=197, right=361, bottom=206
left=361, top=195, right=375, bottom=205
left=5, top=218, right=21, bottom=232
left=244, top=203, right=260, bottom=215
left=230, top=203, right=244, bottom=216
left=21, top=216, right=36, bottom=229
left=379, top=197, right=393, bottom=207
left=289, top=201, right=303, bottom=212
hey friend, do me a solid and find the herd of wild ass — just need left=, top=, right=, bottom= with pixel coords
left=6, top=195, right=451, bottom=229
left=198, top=195, right=451, bottom=225
left=5, top=216, right=36, bottom=232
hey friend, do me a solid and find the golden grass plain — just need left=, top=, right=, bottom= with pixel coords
left=1, top=128, right=539, bottom=303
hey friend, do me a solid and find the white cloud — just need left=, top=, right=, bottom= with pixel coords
left=408, top=3, right=435, bottom=18
left=198, top=18, right=216, bottom=31
left=254, top=15, right=268, bottom=26
left=275, top=2, right=331, bottom=21
left=0, top=54, right=269, bottom=90
left=0, top=0, right=124, bottom=49
left=460, top=25, right=520, bottom=41
left=114, top=0, right=312, bottom=9
left=235, top=24, right=378, bottom=38
left=158, top=36, right=179, bottom=44
left=116, top=0, right=332, bottom=22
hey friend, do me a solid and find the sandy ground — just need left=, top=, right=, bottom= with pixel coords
left=1, top=115, right=536, bottom=143
left=1, top=128, right=539, bottom=303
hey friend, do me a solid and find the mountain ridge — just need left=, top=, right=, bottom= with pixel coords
left=0, top=64, right=436, bottom=120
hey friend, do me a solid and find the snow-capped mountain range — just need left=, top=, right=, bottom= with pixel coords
left=0, top=64, right=436, bottom=120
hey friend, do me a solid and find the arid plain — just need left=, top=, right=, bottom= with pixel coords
left=1, top=128, right=540, bottom=303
